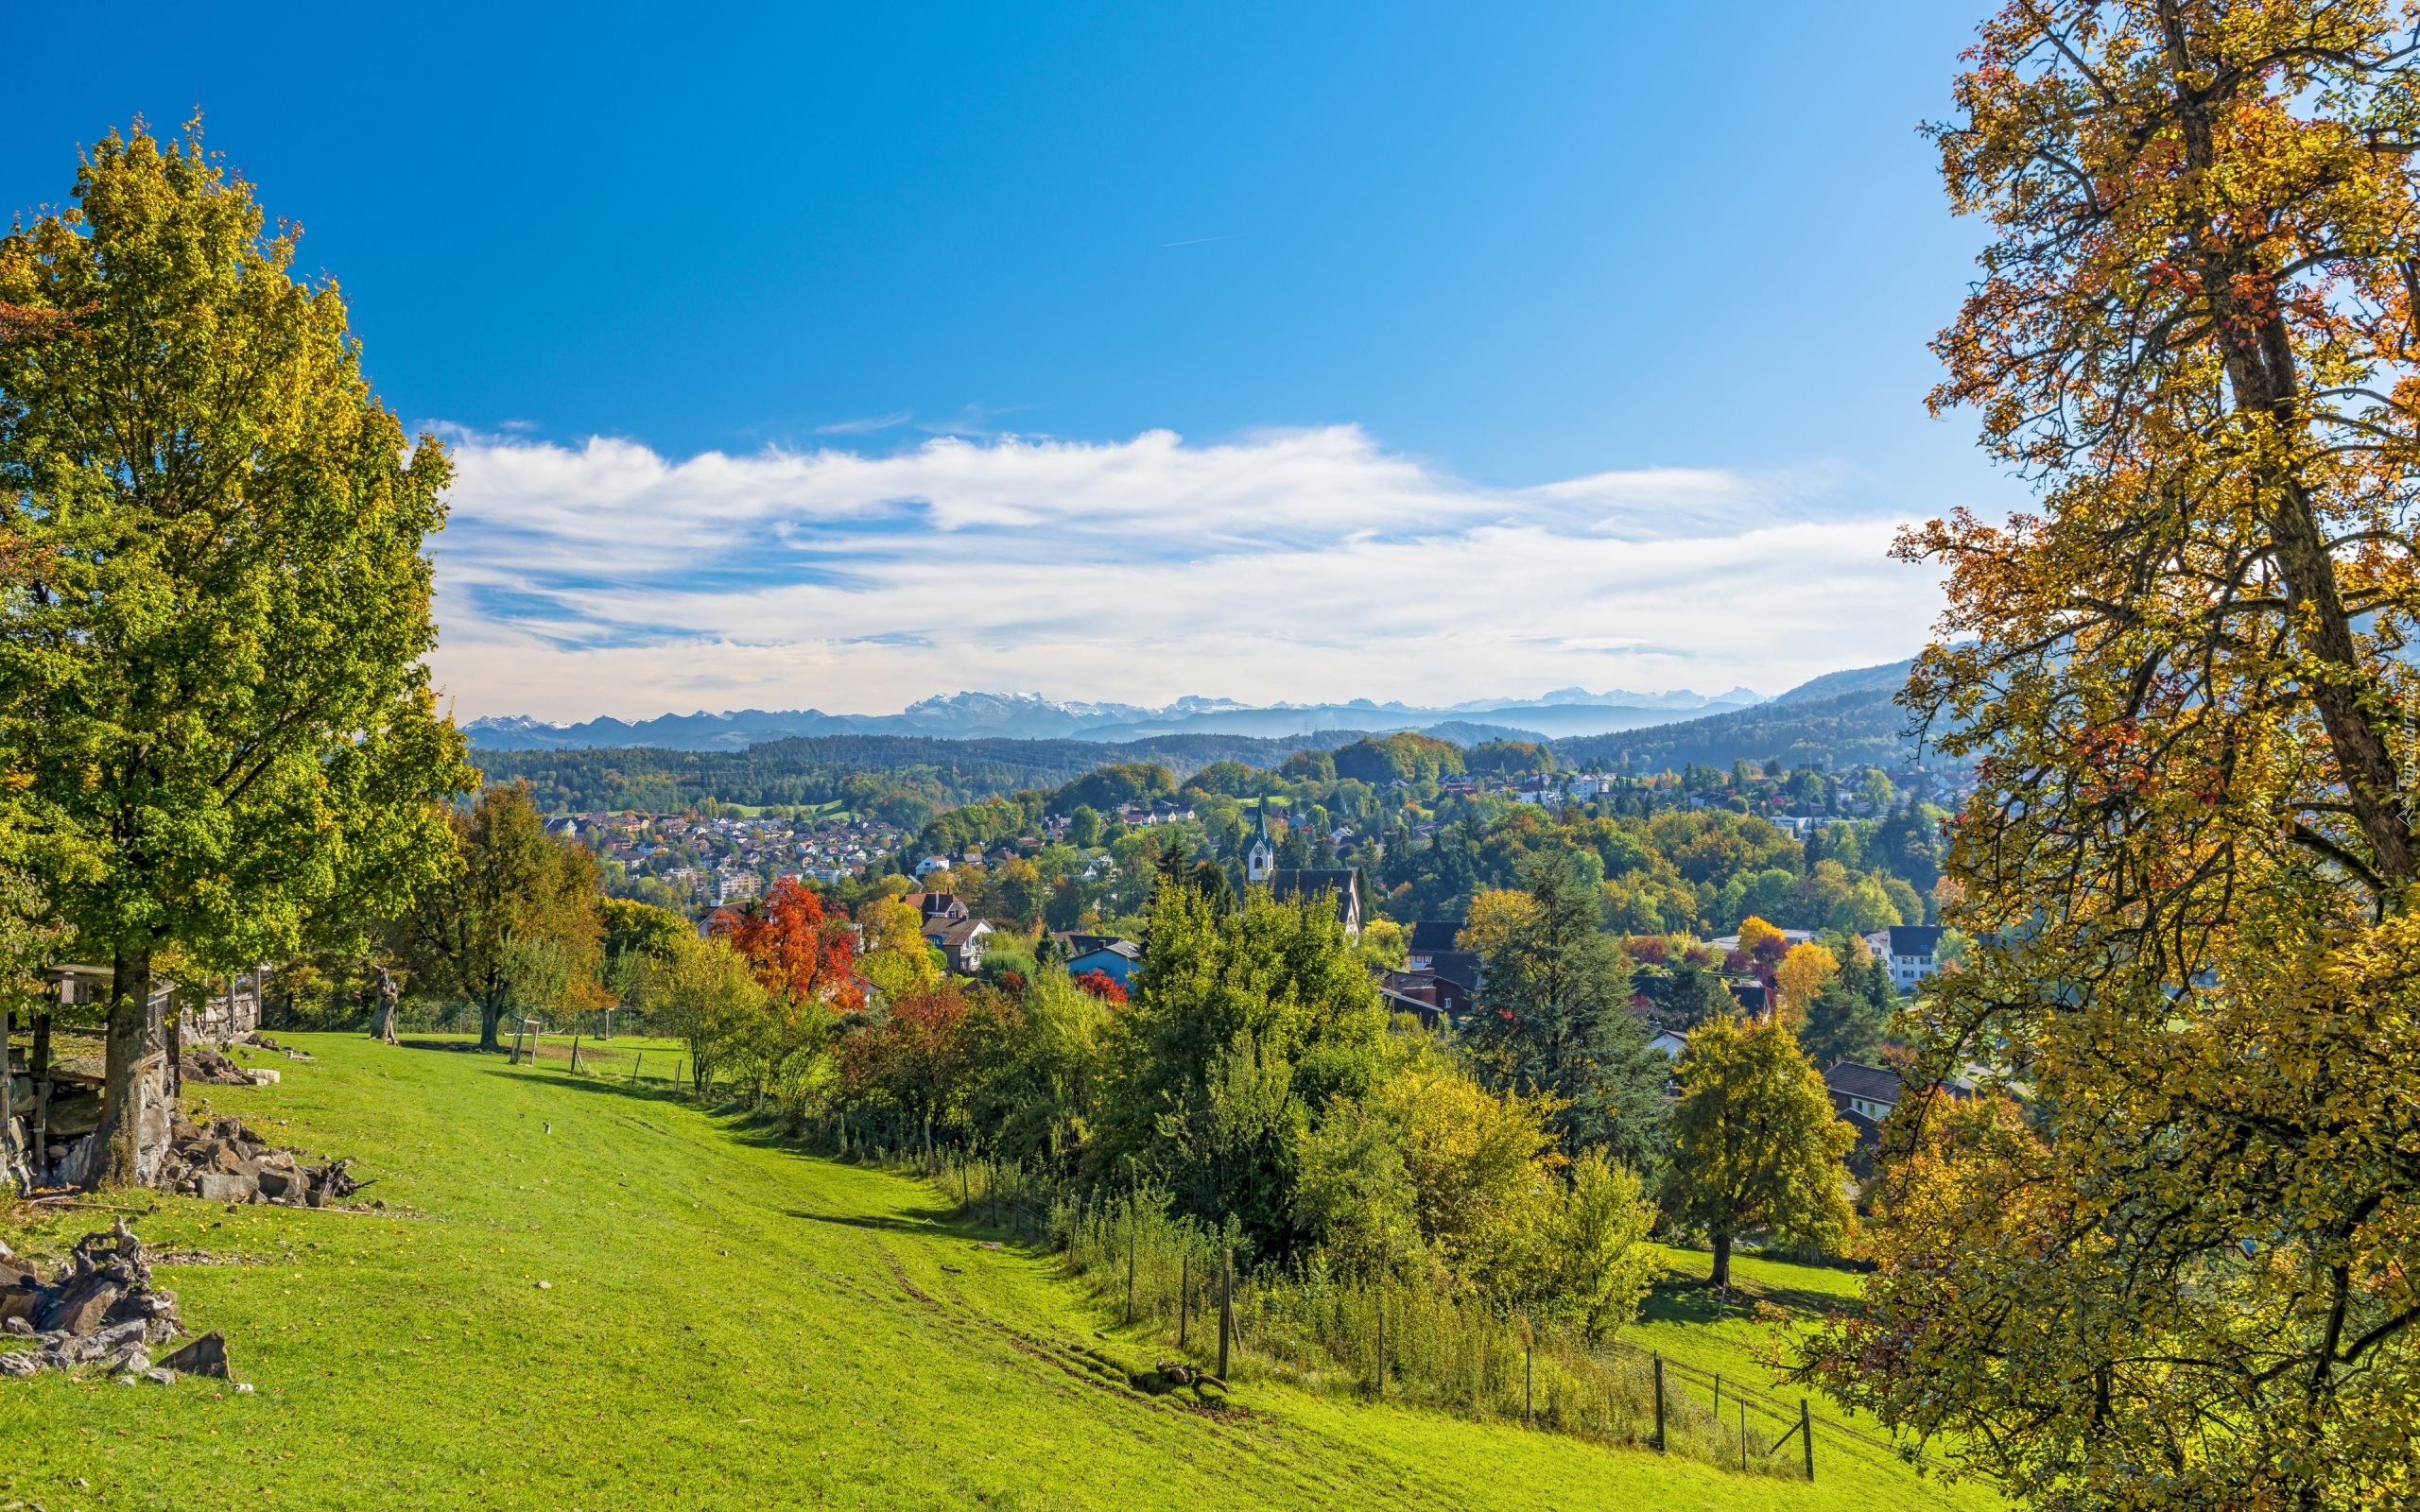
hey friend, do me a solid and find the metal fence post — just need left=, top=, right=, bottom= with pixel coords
left=1802, top=1398, right=1814, bottom=1481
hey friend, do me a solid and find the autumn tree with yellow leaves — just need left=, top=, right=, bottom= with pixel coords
left=1801, top=5, right=2420, bottom=1507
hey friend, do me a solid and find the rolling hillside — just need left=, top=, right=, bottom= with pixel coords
left=0, top=1036, right=1996, bottom=1512
left=1550, top=660, right=1962, bottom=775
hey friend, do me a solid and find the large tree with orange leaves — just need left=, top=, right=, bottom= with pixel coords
left=710, top=878, right=860, bottom=1013
left=1801, top=5, right=2420, bottom=1507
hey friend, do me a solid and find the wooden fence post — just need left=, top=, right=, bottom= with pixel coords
left=631, top=1053, right=643, bottom=1085
left=1218, top=1246, right=1233, bottom=1382
left=1652, top=1353, right=1666, bottom=1452
left=1125, top=1211, right=1137, bottom=1325
left=1375, top=1295, right=1385, bottom=1398
left=0, top=1006, right=12, bottom=1191
left=1802, top=1399, right=1814, bottom=1481
left=31, top=1010, right=51, bottom=1173
left=1524, top=1326, right=1532, bottom=1427
left=1179, top=1252, right=1189, bottom=1349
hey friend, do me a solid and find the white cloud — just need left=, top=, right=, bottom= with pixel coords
left=424, top=424, right=1944, bottom=721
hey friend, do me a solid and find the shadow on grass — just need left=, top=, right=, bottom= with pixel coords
left=786, top=1206, right=970, bottom=1237
left=1643, top=1274, right=1852, bottom=1325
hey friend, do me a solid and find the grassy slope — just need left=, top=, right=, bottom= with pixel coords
left=1, top=1036, right=1996, bottom=1512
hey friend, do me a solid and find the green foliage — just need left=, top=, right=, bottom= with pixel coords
left=628, top=930, right=769, bottom=1093
left=1800, top=972, right=1887, bottom=1078
left=1100, top=882, right=1387, bottom=1245
left=1463, top=739, right=1556, bottom=776
left=392, top=784, right=605, bottom=1050
left=1049, top=762, right=1175, bottom=815
left=1459, top=851, right=1669, bottom=1173
left=0, top=120, right=472, bottom=1181
left=1066, top=805, right=1102, bottom=848
left=1332, top=732, right=1465, bottom=786
left=599, top=897, right=693, bottom=963
left=1663, top=1016, right=1854, bottom=1286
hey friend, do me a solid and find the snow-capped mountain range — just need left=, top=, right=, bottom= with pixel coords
left=461, top=686, right=1767, bottom=752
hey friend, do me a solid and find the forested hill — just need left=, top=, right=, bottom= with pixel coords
left=1553, top=661, right=1954, bottom=775
left=474, top=730, right=1373, bottom=821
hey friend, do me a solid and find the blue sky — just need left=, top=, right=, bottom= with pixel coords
left=4, top=2, right=2010, bottom=720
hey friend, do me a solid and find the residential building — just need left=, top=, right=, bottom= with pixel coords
left=928, top=918, right=993, bottom=975
left=904, top=892, right=970, bottom=926
left=1270, top=868, right=1362, bottom=939
left=1379, top=969, right=1472, bottom=1023
left=1063, top=936, right=1141, bottom=988
left=1823, top=1061, right=1901, bottom=1123
left=1861, top=924, right=1945, bottom=991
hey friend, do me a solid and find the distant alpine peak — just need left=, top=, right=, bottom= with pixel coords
left=459, top=682, right=1774, bottom=749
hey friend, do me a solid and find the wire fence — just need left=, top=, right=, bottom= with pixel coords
left=501, top=1054, right=1962, bottom=1488
left=836, top=1142, right=1968, bottom=1484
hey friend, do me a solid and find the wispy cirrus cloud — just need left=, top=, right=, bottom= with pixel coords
left=424, top=424, right=1943, bottom=721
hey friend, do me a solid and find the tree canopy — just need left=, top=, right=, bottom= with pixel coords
left=1805, top=5, right=2420, bottom=1504
left=0, top=122, right=470, bottom=1183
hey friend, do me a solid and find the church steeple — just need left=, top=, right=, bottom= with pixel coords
left=1246, top=801, right=1275, bottom=884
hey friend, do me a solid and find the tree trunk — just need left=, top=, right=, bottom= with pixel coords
left=83, top=942, right=165, bottom=1191
left=1710, top=1228, right=1733, bottom=1290
left=478, top=996, right=504, bottom=1053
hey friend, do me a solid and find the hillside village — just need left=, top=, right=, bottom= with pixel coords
left=12, top=7, right=2413, bottom=1504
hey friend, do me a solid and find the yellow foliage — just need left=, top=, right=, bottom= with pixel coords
left=1772, top=941, right=1839, bottom=1022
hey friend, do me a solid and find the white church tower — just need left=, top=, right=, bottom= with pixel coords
left=1246, top=802, right=1275, bottom=885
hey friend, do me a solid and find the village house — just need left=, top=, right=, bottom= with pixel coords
left=1824, top=1060, right=1902, bottom=1123
left=1860, top=924, right=1945, bottom=991
left=1271, top=868, right=1363, bottom=939
left=928, top=918, right=993, bottom=975
left=903, top=892, right=970, bottom=926
left=1058, top=935, right=1141, bottom=988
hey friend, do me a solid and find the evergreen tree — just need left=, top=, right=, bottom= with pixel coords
left=1462, top=850, right=1669, bottom=1172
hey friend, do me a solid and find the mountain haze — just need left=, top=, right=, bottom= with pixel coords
left=461, top=687, right=1764, bottom=752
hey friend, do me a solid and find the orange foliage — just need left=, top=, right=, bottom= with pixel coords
left=711, top=878, right=860, bottom=1012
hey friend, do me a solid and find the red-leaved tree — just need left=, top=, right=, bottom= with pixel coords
left=711, top=878, right=860, bottom=1012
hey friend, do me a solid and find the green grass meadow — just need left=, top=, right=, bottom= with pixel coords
left=0, top=1034, right=1999, bottom=1511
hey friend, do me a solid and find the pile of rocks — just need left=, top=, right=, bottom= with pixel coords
left=181, top=1047, right=280, bottom=1087
left=0, top=1221, right=235, bottom=1385
left=156, top=1115, right=360, bottom=1207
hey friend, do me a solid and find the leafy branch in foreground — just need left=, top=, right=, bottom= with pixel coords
left=1800, top=6, right=2420, bottom=1508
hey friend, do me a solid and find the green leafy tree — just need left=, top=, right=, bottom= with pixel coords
left=396, top=784, right=603, bottom=1051
left=0, top=123, right=470, bottom=1185
left=985, top=856, right=1046, bottom=930
left=1102, top=880, right=1384, bottom=1246
left=1461, top=850, right=1668, bottom=1171
left=1663, top=1014, right=1853, bottom=1287
left=631, top=930, right=766, bottom=1094
left=1066, top=805, right=1101, bottom=849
